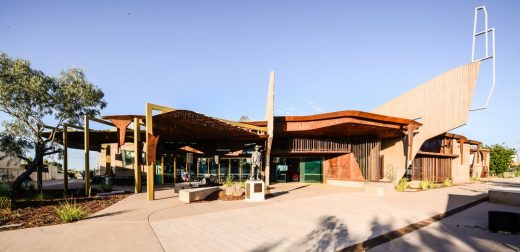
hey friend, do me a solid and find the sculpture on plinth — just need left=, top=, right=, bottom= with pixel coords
left=250, top=145, right=262, bottom=180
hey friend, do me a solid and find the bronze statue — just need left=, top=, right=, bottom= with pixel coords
left=250, top=145, right=262, bottom=180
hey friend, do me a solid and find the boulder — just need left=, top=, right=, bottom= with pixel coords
left=232, top=186, right=244, bottom=197
left=408, top=180, right=421, bottom=189
left=225, top=187, right=234, bottom=196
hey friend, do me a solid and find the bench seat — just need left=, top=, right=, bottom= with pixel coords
left=179, top=186, right=220, bottom=203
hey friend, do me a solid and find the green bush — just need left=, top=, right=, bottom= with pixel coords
left=419, top=180, right=430, bottom=190
left=0, top=184, right=10, bottom=198
left=0, top=197, right=11, bottom=210
left=470, top=176, right=479, bottom=182
left=429, top=182, right=438, bottom=189
left=395, top=178, right=408, bottom=192
left=443, top=178, right=452, bottom=187
left=55, top=201, right=86, bottom=223
left=224, top=176, right=233, bottom=187
left=34, top=192, right=46, bottom=200
left=98, top=180, right=113, bottom=192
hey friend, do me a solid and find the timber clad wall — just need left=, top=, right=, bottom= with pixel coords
left=372, top=62, right=480, bottom=180
left=352, top=140, right=382, bottom=181
left=412, top=157, right=452, bottom=182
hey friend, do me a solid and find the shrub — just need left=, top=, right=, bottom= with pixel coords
left=429, top=182, right=438, bottom=189
left=55, top=200, right=86, bottom=223
left=395, top=178, right=408, bottom=192
left=224, top=176, right=233, bottom=187
left=470, top=176, right=479, bottom=182
left=0, top=197, right=11, bottom=211
left=34, top=192, right=46, bottom=200
left=98, top=180, right=113, bottom=192
left=0, top=184, right=10, bottom=198
left=419, top=180, right=430, bottom=190
left=443, top=178, right=452, bottom=187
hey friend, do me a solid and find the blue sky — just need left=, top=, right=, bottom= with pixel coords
left=1, top=1, right=519, bottom=169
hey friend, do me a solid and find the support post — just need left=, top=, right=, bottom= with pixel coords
left=145, top=104, right=154, bottom=201
left=459, top=138, right=465, bottom=165
left=173, top=158, right=177, bottom=184
left=63, top=126, right=68, bottom=193
left=84, top=115, right=90, bottom=196
left=145, top=103, right=175, bottom=201
left=161, top=156, right=165, bottom=184
left=133, top=117, right=142, bottom=193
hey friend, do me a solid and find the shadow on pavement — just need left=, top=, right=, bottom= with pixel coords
left=82, top=209, right=132, bottom=221
left=266, top=184, right=310, bottom=199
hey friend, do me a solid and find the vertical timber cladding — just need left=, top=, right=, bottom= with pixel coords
left=288, top=138, right=351, bottom=153
left=412, top=157, right=451, bottom=183
left=351, top=139, right=382, bottom=181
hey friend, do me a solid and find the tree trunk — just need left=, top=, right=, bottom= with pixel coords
left=12, top=144, right=45, bottom=195
left=12, top=162, right=36, bottom=194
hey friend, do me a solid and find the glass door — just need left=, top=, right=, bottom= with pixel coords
left=299, top=158, right=323, bottom=183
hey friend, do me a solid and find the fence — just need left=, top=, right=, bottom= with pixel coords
left=0, top=167, right=64, bottom=182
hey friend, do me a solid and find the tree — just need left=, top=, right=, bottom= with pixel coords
left=0, top=53, right=107, bottom=193
left=487, top=144, right=517, bottom=176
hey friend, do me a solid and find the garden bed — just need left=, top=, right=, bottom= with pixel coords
left=0, top=193, right=128, bottom=232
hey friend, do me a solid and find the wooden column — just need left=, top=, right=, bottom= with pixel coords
left=63, top=126, right=68, bottom=193
left=144, top=103, right=175, bottom=201
left=145, top=104, right=154, bottom=201
left=133, top=117, right=141, bottom=193
left=84, top=115, right=90, bottom=196
left=196, top=159, right=200, bottom=177
left=239, top=160, right=242, bottom=182
left=105, top=145, right=112, bottom=176
left=459, top=138, right=465, bottom=165
left=161, top=156, right=165, bottom=184
left=173, top=158, right=177, bottom=184
left=217, top=163, right=220, bottom=182
left=407, top=125, right=417, bottom=162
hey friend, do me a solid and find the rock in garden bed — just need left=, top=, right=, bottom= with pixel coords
left=199, top=189, right=245, bottom=202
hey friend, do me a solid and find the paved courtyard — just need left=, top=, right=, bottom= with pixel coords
left=0, top=180, right=519, bottom=251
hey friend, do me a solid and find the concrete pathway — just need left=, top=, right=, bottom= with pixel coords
left=0, top=181, right=514, bottom=252
left=149, top=183, right=490, bottom=252
left=370, top=202, right=520, bottom=251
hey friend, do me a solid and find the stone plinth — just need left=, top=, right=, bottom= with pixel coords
left=245, top=180, right=265, bottom=202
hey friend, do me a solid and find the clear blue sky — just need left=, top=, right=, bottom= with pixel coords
left=1, top=1, right=519, bottom=169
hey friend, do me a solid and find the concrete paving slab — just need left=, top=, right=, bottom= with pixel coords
left=369, top=202, right=520, bottom=252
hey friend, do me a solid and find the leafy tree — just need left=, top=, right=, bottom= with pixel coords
left=487, top=144, right=517, bottom=176
left=0, top=53, right=106, bottom=193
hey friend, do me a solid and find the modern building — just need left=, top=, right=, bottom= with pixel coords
left=53, top=6, right=495, bottom=200
left=409, top=133, right=490, bottom=184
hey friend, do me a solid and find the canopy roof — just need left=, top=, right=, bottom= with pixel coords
left=149, top=110, right=267, bottom=142
left=49, top=109, right=422, bottom=151
left=247, top=110, right=421, bottom=139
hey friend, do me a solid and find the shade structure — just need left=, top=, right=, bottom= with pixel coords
left=148, top=110, right=267, bottom=142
